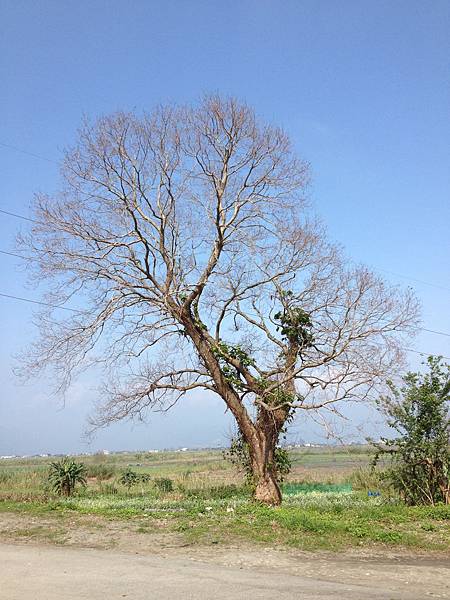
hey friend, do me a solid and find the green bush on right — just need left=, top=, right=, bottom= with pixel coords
left=372, top=356, right=449, bottom=506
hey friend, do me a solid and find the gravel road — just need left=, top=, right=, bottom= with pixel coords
left=2, top=542, right=449, bottom=599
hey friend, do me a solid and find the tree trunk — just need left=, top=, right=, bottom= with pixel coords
left=249, top=431, right=282, bottom=506
left=179, top=316, right=286, bottom=506
left=254, top=469, right=282, bottom=505
left=245, top=400, right=290, bottom=506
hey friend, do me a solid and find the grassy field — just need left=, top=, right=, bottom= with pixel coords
left=1, top=446, right=449, bottom=552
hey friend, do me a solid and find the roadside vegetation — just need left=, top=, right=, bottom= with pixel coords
left=373, top=357, right=450, bottom=506
left=1, top=446, right=448, bottom=552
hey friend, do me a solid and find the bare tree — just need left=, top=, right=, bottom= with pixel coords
left=18, top=96, right=419, bottom=504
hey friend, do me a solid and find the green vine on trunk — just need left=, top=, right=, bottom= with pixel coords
left=212, top=341, right=255, bottom=390
left=223, top=432, right=292, bottom=485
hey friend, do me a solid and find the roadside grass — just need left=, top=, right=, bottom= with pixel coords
left=0, top=524, right=68, bottom=544
left=1, top=448, right=448, bottom=552
left=1, top=490, right=448, bottom=552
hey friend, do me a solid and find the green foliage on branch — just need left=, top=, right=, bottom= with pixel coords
left=373, top=356, right=450, bottom=506
left=274, top=304, right=313, bottom=347
left=256, top=377, right=297, bottom=408
left=213, top=341, right=255, bottom=367
left=212, top=341, right=255, bottom=390
left=48, top=458, right=87, bottom=497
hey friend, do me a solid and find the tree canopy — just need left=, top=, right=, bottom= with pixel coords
left=18, top=96, right=420, bottom=503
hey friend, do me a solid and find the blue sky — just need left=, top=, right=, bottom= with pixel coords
left=0, top=0, right=449, bottom=454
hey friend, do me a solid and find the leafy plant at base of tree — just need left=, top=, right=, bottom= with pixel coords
left=224, top=432, right=292, bottom=486
left=372, top=356, right=450, bottom=506
left=48, top=457, right=87, bottom=497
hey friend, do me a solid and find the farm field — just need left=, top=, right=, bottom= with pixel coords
left=0, top=446, right=449, bottom=554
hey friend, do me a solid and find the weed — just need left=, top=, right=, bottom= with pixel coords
left=154, top=478, right=174, bottom=493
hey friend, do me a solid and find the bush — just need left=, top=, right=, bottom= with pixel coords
left=120, top=469, right=140, bottom=489
left=119, top=469, right=151, bottom=489
left=48, top=458, right=87, bottom=496
left=373, top=356, right=450, bottom=506
left=349, top=467, right=385, bottom=492
left=154, top=477, right=174, bottom=493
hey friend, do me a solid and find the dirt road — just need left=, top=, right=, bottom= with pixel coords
left=1, top=542, right=449, bottom=600
left=0, top=512, right=449, bottom=599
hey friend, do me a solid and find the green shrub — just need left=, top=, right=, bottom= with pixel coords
left=119, top=469, right=140, bottom=489
left=154, top=477, right=174, bottom=493
left=119, top=469, right=151, bottom=489
left=48, top=458, right=87, bottom=496
left=349, top=467, right=384, bottom=491
left=373, top=356, right=450, bottom=506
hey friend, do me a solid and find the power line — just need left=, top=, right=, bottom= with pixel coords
left=2, top=205, right=449, bottom=295
left=0, top=289, right=447, bottom=359
left=405, top=348, right=450, bottom=361
left=0, top=141, right=57, bottom=164
left=421, top=327, right=450, bottom=338
left=0, top=292, right=81, bottom=313
left=0, top=249, right=26, bottom=260
left=0, top=208, right=37, bottom=223
left=377, top=268, right=450, bottom=293
left=2, top=245, right=450, bottom=338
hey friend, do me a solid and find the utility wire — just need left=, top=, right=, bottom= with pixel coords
left=0, top=208, right=37, bottom=223
left=1, top=246, right=450, bottom=339
left=376, top=268, right=450, bottom=293
left=2, top=206, right=449, bottom=295
left=0, top=292, right=81, bottom=313
left=0, top=141, right=58, bottom=164
left=421, top=327, right=450, bottom=338
left=0, top=249, right=26, bottom=260
left=0, top=290, right=448, bottom=359
left=404, top=348, right=450, bottom=361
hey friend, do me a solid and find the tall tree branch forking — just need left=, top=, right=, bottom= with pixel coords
left=17, top=95, right=420, bottom=505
